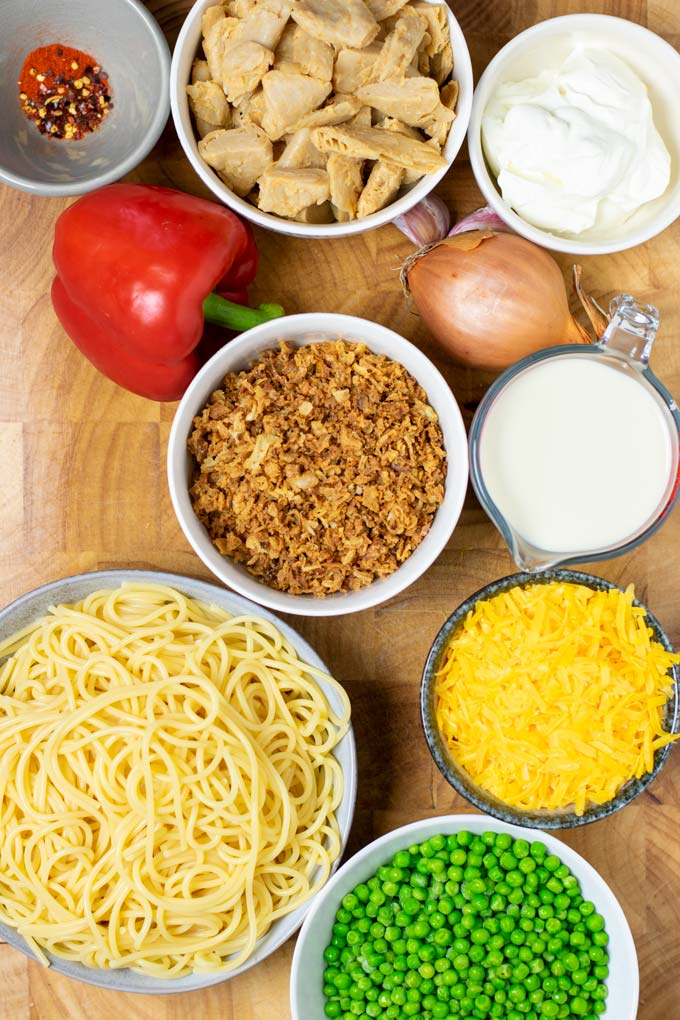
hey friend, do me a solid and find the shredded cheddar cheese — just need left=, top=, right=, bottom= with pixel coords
left=434, top=582, right=679, bottom=815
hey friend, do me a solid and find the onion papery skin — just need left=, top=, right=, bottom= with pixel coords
left=406, top=231, right=589, bottom=371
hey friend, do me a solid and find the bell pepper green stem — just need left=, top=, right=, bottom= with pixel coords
left=202, top=292, right=284, bottom=331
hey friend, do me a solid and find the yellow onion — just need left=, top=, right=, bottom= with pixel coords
left=402, top=226, right=591, bottom=371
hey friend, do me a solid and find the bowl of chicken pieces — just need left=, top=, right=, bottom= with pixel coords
left=170, top=0, right=473, bottom=237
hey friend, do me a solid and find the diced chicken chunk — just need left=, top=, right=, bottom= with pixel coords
left=274, top=22, right=334, bottom=81
left=202, top=4, right=226, bottom=36
left=233, top=0, right=291, bottom=49
left=357, top=160, right=403, bottom=216
left=191, top=59, right=212, bottom=84
left=423, top=101, right=455, bottom=147
left=257, top=167, right=330, bottom=216
left=356, top=76, right=441, bottom=127
left=291, top=0, right=379, bottom=50
left=225, top=41, right=275, bottom=103
left=204, top=21, right=275, bottom=103
left=413, top=2, right=452, bottom=82
left=378, top=115, right=428, bottom=183
left=327, top=153, right=364, bottom=220
left=368, top=7, right=427, bottom=83
left=364, top=0, right=409, bottom=19
left=332, top=44, right=382, bottom=95
left=203, top=18, right=239, bottom=81
left=187, top=81, right=230, bottom=130
left=412, top=2, right=449, bottom=58
left=198, top=124, right=274, bottom=196
left=288, top=95, right=361, bottom=133
left=311, top=123, right=446, bottom=174
left=441, top=80, right=459, bottom=111
left=261, top=70, right=331, bottom=140
left=277, top=128, right=327, bottom=168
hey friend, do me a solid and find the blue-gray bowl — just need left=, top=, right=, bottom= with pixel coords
left=420, top=569, right=679, bottom=829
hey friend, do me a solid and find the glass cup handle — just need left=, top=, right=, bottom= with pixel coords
left=597, top=294, right=660, bottom=367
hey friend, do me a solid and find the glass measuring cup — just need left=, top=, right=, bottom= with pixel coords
left=469, top=294, right=680, bottom=571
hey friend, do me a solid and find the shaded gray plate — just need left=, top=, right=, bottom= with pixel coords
left=0, top=570, right=357, bottom=992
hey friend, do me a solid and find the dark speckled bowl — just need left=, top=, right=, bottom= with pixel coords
left=420, top=569, right=679, bottom=829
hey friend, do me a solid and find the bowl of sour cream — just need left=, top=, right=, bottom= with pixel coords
left=467, top=15, right=680, bottom=254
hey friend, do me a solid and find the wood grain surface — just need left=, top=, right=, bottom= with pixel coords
left=1, top=1, right=680, bottom=1018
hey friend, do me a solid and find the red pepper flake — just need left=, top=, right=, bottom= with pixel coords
left=17, top=43, right=112, bottom=141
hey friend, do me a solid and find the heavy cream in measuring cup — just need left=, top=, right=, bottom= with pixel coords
left=478, top=356, right=675, bottom=554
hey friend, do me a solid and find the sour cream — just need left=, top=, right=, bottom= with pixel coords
left=478, top=356, right=676, bottom=555
left=482, top=47, right=671, bottom=236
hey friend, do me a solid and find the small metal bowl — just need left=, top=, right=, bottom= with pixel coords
left=0, top=0, right=170, bottom=197
left=420, top=569, right=679, bottom=829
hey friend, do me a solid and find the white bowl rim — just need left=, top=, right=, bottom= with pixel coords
left=169, top=0, right=474, bottom=238
left=0, top=0, right=171, bottom=197
left=0, top=567, right=357, bottom=994
left=167, top=312, right=470, bottom=617
left=290, top=812, right=639, bottom=1020
left=467, top=12, right=680, bottom=255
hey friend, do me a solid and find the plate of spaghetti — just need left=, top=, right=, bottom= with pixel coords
left=0, top=570, right=356, bottom=992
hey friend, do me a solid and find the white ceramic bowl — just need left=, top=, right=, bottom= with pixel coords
left=170, top=0, right=473, bottom=238
left=291, top=814, right=639, bottom=1020
left=168, top=313, right=469, bottom=617
left=468, top=14, right=680, bottom=255
left=0, top=569, right=357, bottom=994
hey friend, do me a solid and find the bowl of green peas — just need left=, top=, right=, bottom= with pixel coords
left=290, top=815, right=637, bottom=1020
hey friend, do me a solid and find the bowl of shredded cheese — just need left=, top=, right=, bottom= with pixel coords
left=420, top=570, right=679, bottom=828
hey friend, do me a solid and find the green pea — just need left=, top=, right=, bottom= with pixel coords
left=539, top=1003, right=559, bottom=1018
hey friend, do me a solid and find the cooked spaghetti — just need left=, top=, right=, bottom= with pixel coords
left=0, top=582, right=350, bottom=977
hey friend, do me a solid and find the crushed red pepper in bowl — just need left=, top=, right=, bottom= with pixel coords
left=18, top=43, right=113, bottom=140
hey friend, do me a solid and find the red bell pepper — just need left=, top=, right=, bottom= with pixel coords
left=51, top=184, right=283, bottom=400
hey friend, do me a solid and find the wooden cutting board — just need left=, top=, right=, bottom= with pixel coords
left=1, top=1, right=679, bottom=1018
